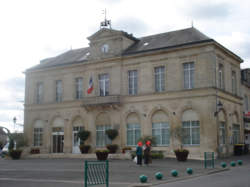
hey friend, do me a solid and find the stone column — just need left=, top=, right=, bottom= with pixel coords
left=63, top=119, right=72, bottom=153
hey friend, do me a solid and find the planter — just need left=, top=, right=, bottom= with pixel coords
left=79, top=145, right=91, bottom=154
left=96, top=151, right=109, bottom=161
left=106, top=144, right=118, bottom=154
left=174, top=149, right=189, bottom=161
left=9, top=149, right=22, bottom=160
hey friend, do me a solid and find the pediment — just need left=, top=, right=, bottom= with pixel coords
left=88, top=28, right=123, bottom=41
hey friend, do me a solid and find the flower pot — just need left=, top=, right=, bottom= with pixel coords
left=106, top=144, right=118, bottom=154
left=96, top=151, right=109, bottom=161
left=174, top=150, right=189, bottom=161
left=79, top=145, right=91, bottom=154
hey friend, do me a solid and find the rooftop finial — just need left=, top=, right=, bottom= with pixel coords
left=100, top=9, right=111, bottom=29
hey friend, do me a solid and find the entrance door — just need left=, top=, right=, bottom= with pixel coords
left=72, top=126, right=84, bottom=154
left=52, top=127, right=64, bottom=153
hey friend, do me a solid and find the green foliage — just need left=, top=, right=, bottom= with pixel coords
left=77, top=130, right=90, bottom=145
left=8, top=139, right=14, bottom=150
left=11, top=133, right=27, bottom=149
left=130, top=151, right=164, bottom=159
left=137, top=136, right=156, bottom=146
left=105, top=129, right=118, bottom=141
left=95, top=149, right=109, bottom=153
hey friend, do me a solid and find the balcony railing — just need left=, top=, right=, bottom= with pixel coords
left=81, top=95, right=121, bottom=108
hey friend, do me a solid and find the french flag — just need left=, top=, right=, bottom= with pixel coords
left=87, top=76, right=93, bottom=94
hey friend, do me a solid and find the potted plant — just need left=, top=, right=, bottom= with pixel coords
left=171, top=126, right=189, bottom=161
left=105, top=129, right=119, bottom=153
left=77, top=130, right=91, bottom=154
left=95, top=149, right=109, bottom=160
left=122, top=146, right=132, bottom=153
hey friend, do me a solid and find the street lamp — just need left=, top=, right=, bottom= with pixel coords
left=13, top=117, right=23, bottom=132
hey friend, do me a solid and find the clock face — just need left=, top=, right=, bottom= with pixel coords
left=101, top=44, right=109, bottom=53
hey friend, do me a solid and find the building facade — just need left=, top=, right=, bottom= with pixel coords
left=24, top=27, right=244, bottom=158
left=241, top=69, right=250, bottom=144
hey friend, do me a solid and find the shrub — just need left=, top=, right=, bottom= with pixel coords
left=9, top=149, right=22, bottom=159
left=77, top=130, right=90, bottom=145
left=8, top=139, right=15, bottom=150
left=122, top=146, right=132, bottom=153
left=79, top=145, right=91, bottom=153
left=95, top=149, right=109, bottom=153
left=105, top=129, right=118, bottom=141
left=151, top=151, right=164, bottom=159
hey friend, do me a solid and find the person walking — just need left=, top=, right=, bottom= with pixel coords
left=136, top=141, right=143, bottom=166
left=144, top=140, right=151, bottom=165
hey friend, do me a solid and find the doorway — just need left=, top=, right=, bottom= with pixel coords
left=72, top=126, right=84, bottom=154
left=52, top=127, right=64, bottom=153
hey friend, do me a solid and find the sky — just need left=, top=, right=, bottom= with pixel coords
left=0, top=0, right=250, bottom=132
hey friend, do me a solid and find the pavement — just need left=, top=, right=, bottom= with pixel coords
left=0, top=154, right=249, bottom=187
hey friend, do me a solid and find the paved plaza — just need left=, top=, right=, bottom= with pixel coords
left=0, top=155, right=249, bottom=187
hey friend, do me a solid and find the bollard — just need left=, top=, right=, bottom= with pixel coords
left=171, top=170, right=178, bottom=177
left=186, top=168, right=193, bottom=175
left=230, top=161, right=236, bottom=167
left=220, top=162, right=227, bottom=168
left=139, top=175, right=148, bottom=183
left=237, top=160, right=243, bottom=166
left=155, top=172, right=163, bottom=180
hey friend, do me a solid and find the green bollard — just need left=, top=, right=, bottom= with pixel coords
left=220, top=162, right=227, bottom=168
left=230, top=161, right=236, bottom=167
left=171, top=170, right=178, bottom=177
left=139, top=175, right=148, bottom=183
left=186, top=168, right=193, bottom=175
left=237, top=160, right=243, bottom=166
left=155, top=172, right=163, bottom=180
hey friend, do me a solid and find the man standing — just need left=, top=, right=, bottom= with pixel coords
left=136, top=141, right=143, bottom=165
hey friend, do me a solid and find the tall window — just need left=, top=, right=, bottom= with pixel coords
left=75, top=77, right=83, bottom=99
left=219, top=122, right=226, bottom=145
left=152, top=122, right=170, bottom=146
left=232, top=124, right=240, bottom=144
left=155, top=66, right=165, bottom=92
left=99, top=74, right=109, bottom=96
left=128, top=70, right=138, bottom=95
left=183, top=62, right=194, bottom=89
left=96, top=125, right=111, bottom=147
left=244, top=95, right=249, bottom=112
left=36, top=82, right=43, bottom=104
left=56, top=80, right=62, bottom=102
left=127, top=124, right=141, bottom=146
left=218, top=64, right=224, bottom=89
left=232, top=71, right=237, bottom=95
left=182, top=110, right=200, bottom=145
left=34, top=128, right=43, bottom=146
left=33, top=120, right=44, bottom=147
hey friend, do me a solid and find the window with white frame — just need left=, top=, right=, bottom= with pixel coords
left=219, top=122, right=226, bottom=145
left=232, top=71, right=237, bottom=95
left=75, top=77, right=83, bottom=99
left=152, top=122, right=170, bottom=146
left=96, top=125, right=111, bottom=147
left=36, top=82, right=43, bottom=104
left=33, top=120, right=44, bottom=147
left=154, top=66, right=165, bottom=92
left=55, top=80, right=62, bottom=102
left=183, top=62, right=194, bottom=89
left=127, top=124, right=141, bottom=146
left=99, top=74, right=109, bottom=96
left=128, top=70, right=138, bottom=95
left=232, top=124, right=240, bottom=144
left=218, top=64, right=224, bottom=90
left=182, top=110, right=200, bottom=145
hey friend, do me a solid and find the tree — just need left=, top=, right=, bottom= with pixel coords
left=105, top=129, right=118, bottom=142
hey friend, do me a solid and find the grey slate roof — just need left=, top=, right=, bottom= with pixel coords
left=27, top=27, right=222, bottom=71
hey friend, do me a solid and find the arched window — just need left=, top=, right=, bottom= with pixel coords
left=96, top=113, right=111, bottom=147
left=182, top=110, right=200, bottom=145
left=152, top=110, right=170, bottom=146
left=33, top=120, right=44, bottom=146
left=126, top=113, right=141, bottom=146
left=232, top=113, right=240, bottom=144
left=72, top=117, right=84, bottom=153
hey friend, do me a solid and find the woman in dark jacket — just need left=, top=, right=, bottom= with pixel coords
left=136, top=141, right=143, bottom=165
left=144, top=141, right=151, bottom=165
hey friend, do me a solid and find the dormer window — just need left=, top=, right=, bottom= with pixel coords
left=101, top=44, right=109, bottom=53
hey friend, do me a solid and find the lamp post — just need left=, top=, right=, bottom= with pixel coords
left=13, top=117, right=23, bottom=132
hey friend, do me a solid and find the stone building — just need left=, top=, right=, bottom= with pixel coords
left=241, top=69, right=250, bottom=144
left=24, top=27, right=244, bottom=158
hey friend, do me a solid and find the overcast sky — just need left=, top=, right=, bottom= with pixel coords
left=0, top=0, right=250, bottom=132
